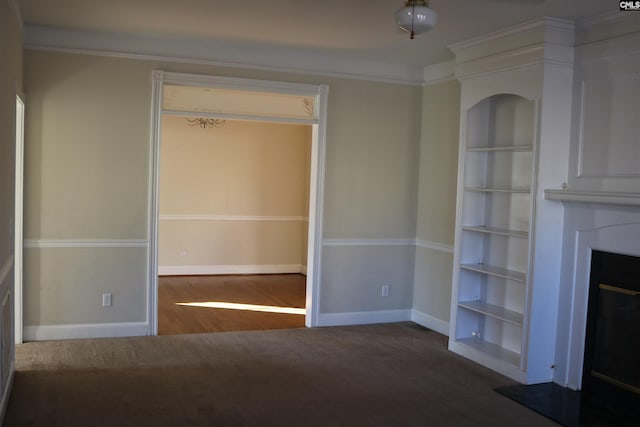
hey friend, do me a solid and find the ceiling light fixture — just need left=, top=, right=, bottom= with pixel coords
left=396, top=0, right=437, bottom=40
left=186, top=118, right=226, bottom=129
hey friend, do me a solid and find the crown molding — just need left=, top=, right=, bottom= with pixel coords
left=422, top=61, right=455, bottom=86
left=450, top=17, right=575, bottom=81
left=575, top=10, right=640, bottom=47
left=23, top=25, right=424, bottom=86
left=577, top=10, right=627, bottom=29
left=575, top=29, right=640, bottom=65
left=449, top=17, right=574, bottom=60
left=8, top=0, right=23, bottom=29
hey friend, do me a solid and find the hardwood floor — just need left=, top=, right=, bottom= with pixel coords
left=158, top=274, right=306, bottom=335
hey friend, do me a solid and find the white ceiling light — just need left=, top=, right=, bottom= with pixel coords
left=396, top=0, right=437, bottom=40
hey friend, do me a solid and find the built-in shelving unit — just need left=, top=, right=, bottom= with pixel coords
left=450, top=93, right=536, bottom=381
left=448, top=17, right=576, bottom=385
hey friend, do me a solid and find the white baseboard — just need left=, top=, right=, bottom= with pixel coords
left=300, top=265, right=307, bottom=276
left=158, top=264, right=304, bottom=276
left=411, top=309, right=450, bottom=336
left=0, top=360, right=14, bottom=424
left=317, top=309, right=412, bottom=327
left=23, top=322, right=149, bottom=341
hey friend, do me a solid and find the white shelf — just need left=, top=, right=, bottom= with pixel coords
left=458, top=301, right=524, bottom=326
left=462, top=226, right=528, bottom=238
left=464, top=187, right=530, bottom=194
left=453, top=93, right=535, bottom=384
left=466, top=145, right=533, bottom=152
left=544, top=189, right=640, bottom=207
left=456, top=337, right=521, bottom=367
left=460, top=263, right=526, bottom=282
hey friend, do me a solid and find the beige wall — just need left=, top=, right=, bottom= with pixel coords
left=323, top=80, right=420, bottom=239
left=413, top=80, right=461, bottom=325
left=23, top=53, right=151, bottom=329
left=159, top=117, right=310, bottom=271
left=0, top=0, right=22, bottom=414
left=23, top=50, right=422, bottom=331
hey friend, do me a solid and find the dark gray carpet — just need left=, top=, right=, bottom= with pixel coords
left=4, top=323, right=556, bottom=426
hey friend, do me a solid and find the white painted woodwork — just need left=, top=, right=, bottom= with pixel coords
left=449, top=17, right=575, bottom=385
left=546, top=13, right=640, bottom=389
left=568, top=15, right=640, bottom=194
left=163, top=85, right=317, bottom=121
left=544, top=190, right=640, bottom=207
left=14, top=93, right=24, bottom=345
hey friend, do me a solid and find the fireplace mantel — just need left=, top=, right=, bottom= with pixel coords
left=551, top=194, right=640, bottom=390
left=544, top=189, right=640, bottom=207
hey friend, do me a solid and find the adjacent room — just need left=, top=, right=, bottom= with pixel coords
left=157, top=113, right=311, bottom=334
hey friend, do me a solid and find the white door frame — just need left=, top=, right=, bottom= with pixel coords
left=14, top=90, right=25, bottom=345
left=147, top=71, right=328, bottom=334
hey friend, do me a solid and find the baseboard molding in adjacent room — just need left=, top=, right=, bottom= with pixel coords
left=411, top=310, right=450, bottom=336
left=158, top=264, right=304, bottom=276
left=317, top=309, right=412, bottom=327
left=23, top=322, right=149, bottom=341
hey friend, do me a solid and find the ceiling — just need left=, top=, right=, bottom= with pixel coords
left=17, top=0, right=614, bottom=69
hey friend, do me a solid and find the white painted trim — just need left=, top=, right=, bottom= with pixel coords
left=322, top=238, right=415, bottom=247
left=576, top=79, right=587, bottom=178
left=411, top=310, right=450, bottom=336
left=317, top=309, right=412, bottom=327
left=448, top=339, right=528, bottom=384
left=320, top=238, right=452, bottom=252
left=575, top=30, right=640, bottom=65
left=148, top=71, right=164, bottom=336
left=422, top=61, right=455, bottom=86
left=0, top=360, right=14, bottom=424
left=544, top=190, right=640, bottom=207
left=163, top=109, right=316, bottom=126
left=23, top=239, right=148, bottom=249
left=415, top=239, right=454, bottom=254
left=577, top=11, right=627, bottom=30
left=0, top=257, right=13, bottom=286
left=161, top=71, right=325, bottom=98
left=23, top=322, right=149, bottom=341
left=158, top=264, right=304, bottom=276
left=24, top=26, right=423, bottom=86
left=300, top=265, right=307, bottom=276
left=453, top=44, right=572, bottom=82
left=159, top=214, right=307, bottom=222
left=14, top=91, right=25, bottom=345
left=449, top=17, right=574, bottom=54
left=305, top=88, right=329, bottom=328
left=8, top=0, right=22, bottom=29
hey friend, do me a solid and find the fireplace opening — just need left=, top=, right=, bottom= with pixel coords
left=582, top=250, right=640, bottom=415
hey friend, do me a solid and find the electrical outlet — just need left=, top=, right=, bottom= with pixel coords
left=381, top=285, right=390, bottom=297
left=102, top=293, right=112, bottom=307
left=179, top=248, right=188, bottom=257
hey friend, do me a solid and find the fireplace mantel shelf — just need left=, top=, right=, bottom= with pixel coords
left=544, top=189, right=640, bottom=207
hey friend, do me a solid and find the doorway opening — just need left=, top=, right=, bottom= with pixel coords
left=14, top=93, right=25, bottom=345
left=148, top=72, right=328, bottom=335
left=157, top=117, right=311, bottom=334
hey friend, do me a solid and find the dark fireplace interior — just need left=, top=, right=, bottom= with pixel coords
left=495, top=250, right=640, bottom=426
left=582, top=250, right=640, bottom=416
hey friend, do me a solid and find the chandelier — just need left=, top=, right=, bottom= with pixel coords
left=186, top=118, right=226, bottom=129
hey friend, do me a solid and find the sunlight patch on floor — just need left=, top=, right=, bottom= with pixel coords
left=176, top=301, right=306, bottom=315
